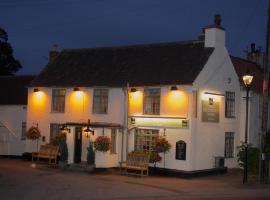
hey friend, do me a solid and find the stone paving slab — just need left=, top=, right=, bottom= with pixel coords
left=0, top=159, right=270, bottom=200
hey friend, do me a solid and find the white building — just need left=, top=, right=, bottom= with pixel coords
left=26, top=16, right=264, bottom=173
left=0, top=76, right=35, bottom=157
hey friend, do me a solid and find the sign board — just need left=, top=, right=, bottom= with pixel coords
left=129, top=117, right=189, bottom=129
left=202, top=98, right=219, bottom=123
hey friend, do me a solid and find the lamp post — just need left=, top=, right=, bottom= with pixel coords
left=242, top=70, right=254, bottom=184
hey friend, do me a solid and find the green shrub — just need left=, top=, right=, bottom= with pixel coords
left=51, top=132, right=68, bottom=162
left=237, top=142, right=259, bottom=174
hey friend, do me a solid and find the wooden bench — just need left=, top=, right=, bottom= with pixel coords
left=119, top=152, right=150, bottom=176
left=32, top=144, right=59, bottom=165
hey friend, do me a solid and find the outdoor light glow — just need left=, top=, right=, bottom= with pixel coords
left=129, top=90, right=143, bottom=115
left=242, top=74, right=253, bottom=86
left=31, top=90, right=47, bottom=108
left=70, top=91, right=84, bottom=107
left=165, top=90, right=188, bottom=116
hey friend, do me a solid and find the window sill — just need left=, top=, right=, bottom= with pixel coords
left=50, top=111, right=65, bottom=114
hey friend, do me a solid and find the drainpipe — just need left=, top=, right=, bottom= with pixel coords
left=126, top=83, right=130, bottom=157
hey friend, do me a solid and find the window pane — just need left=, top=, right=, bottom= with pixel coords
left=225, top=91, right=235, bottom=118
left=224, top=132, right=234, bottom=158
left=52, top=89, right=66, bottom=113
left=143, top=88, right=160, bottom=115
left=50, top=123, right=61, bottom=142
left=21, top=122, right=26, bottom=140
left=134, top=129, right=158, bottom=152
left=110, top=129, right=117, bottom=154
left=93, top=89, right=108, bottom=114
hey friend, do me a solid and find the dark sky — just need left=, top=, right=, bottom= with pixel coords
left=0, top=0, right=268, bottom=75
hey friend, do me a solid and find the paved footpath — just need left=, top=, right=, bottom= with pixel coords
left=0, top=159, right=270, bottom=200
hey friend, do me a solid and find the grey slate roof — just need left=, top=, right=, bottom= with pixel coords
left=30, top=41, right=214, bottom=87
left=0, top=75, right=35, bottom=105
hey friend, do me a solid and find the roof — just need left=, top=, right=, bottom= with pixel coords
left=230, top=56, right=263, bottom=94
left=0, top=75, right=35, bottom=105
left=30, top=41, right=214, bottom=87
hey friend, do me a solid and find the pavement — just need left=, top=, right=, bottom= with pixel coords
left=0, top=159, right=270, bottom=200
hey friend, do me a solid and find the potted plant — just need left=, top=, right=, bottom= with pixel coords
left=85, top=142, right=95, bottom=172
left=155, top=136, right=171, bottom=168
left=94, top=136, right=111, bottom=152
left=51, top=132, right=68, bottom=169
left=26, top=126, right=41, bottom=152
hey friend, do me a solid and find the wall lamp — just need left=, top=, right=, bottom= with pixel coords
left=84, top=119, right=94, bottom=138
left=33, top=88, right=40, bottom=93
left=130, top=88, right=137, bottom=93
left=60, top=124, right=71, bottom=133
left=170, top=86, right=178, bottom=91
left=73, top=87, right=80, bottom=91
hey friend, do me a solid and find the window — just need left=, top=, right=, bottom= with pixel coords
left=93, top=89, right=108, bottom=114
left=225, top=91, right=235, bottom=118
left=50, top=123, right=61, bottom=142
left=134, top=129, right=159, bottom=152
left=143, top=88, right=160, bottom=115
left=52, top=89, right=66, bottom=113
left=110, top=129, right=117, bottom=154
left=175, top=140, right=186, bottom=160
left=224, top=132, right=234, bottom=158
left=21, top=122, right=26, bottom=140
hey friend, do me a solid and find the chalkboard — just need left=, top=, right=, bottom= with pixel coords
left=175, top=141, right=186, bottom=160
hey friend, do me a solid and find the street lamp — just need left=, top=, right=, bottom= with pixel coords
left=242, top=70, right=253, bottom=184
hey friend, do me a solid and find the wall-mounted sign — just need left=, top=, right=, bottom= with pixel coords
left=129, top=117, right=189, bottom=129
left=202, top=98, right=219, bottom=123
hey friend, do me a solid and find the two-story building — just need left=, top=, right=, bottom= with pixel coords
left=26, top=15, right=264, bottom=172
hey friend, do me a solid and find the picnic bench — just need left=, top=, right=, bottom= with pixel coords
left=119, top=152, right=150, bottom=176
left=32, top=144, right=59, bottom=165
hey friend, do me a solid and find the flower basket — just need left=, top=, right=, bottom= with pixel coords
left=94, top=136, right=111, bottom=152
left=155, top=136, right=171, bottom=153
left=26, top=126, right=41, bottom=140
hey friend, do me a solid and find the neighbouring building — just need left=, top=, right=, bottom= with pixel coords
left=0, top=75, right=35, bottom=157
left=26, top=15, right=264, bottom=172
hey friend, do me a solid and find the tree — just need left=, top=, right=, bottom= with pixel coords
left=0, top=27, right=22, bottom=75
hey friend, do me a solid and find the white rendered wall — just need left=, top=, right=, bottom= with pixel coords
left=0, top=105, right=27, bottom=155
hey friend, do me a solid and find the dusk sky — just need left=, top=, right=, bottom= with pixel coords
left=0, top=0, right=268, bottom=75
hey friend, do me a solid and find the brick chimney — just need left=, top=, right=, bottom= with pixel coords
left=49, top=44, right=59, bottom=62
left=203, top=14, right=226, bottom=48
left=246, top=43, right=265, bottom=69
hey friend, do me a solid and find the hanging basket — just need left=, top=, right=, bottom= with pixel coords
left=155, top=136, right=171, bottom=153
left=26, top=126, right=41, bottom=140
left=94, top=136, right=111, bottom=152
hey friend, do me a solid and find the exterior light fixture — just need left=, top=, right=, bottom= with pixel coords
left=33, top=88, right=40, bottom=93
left=73, top=87, right=80, bottom=91
left=130, top=88, right=137, bottom=93
left=84, top=119, right=94, bottom=138
left=242, top=69, right=253, bottom=184
left=170, top=86, right=178, bottom=91
left=242, top=70, right=253, bottom=87
left=60, top=124, right=70, bottom=133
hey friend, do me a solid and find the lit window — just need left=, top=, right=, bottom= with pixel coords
left=143, top=88, right=160, bottom=115
left=21, top=122, right=26, bottom=140
left=225, top=91, right=235, bottom=118
left=110, top=129, right=117, bottom=154
left=224, top=132, right=234, bottom=158
left=93, top=89, right=108, bottom=114
left=52, top=89, right=66, bottom=113
left=50, top=123, right=61, bottom=142
left=134, top=129, right=158, bottom=152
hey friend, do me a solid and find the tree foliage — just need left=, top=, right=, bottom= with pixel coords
left=0, top=27, right=22, bottom=75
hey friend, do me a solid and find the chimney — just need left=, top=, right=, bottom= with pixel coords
left=49, top=44, right=59, bottom=62
left=204, top=14, right=225, bottom=48
left=247, top=43, right=265, bottom=69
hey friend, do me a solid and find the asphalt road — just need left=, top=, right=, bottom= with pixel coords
left=0, top=159, right=270, bottom=200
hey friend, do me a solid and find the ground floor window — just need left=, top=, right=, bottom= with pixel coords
left=50, top=123, right=61, bottom=142
left=21, top=122, right=26, bottom=140
left=224, top=132, right=234, bottom=158
left=134, top=129, right=159, bottom=152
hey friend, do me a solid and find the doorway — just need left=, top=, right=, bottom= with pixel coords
left=74, top=127, right=82, bottom=163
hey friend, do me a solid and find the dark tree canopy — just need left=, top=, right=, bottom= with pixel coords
left=0, top=27, right=22, bottom=75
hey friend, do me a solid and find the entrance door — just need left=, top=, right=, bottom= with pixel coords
left=74, top=127, right=82, bottom=163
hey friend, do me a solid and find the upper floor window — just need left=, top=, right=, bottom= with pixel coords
left=143, top=88, right=160, bottom=115
left=93, top=89, right=108, bottom=114
left=225, top=91, right=235, bottom=118
left=52, top=89, right=66, bottom=113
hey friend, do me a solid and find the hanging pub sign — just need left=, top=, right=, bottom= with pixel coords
left=202, top=97, right=219, bottom=123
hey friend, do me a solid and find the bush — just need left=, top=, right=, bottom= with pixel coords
left=94, top=136, right=111, bottom=152
left=237, top=142, right=259, bottom=174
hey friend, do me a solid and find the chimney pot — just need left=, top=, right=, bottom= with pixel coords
left=49, top=44, right=59, bottom=62
left=214, top=14, right=221, bottom=26
left=251, top=43, right=256, bottom=53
